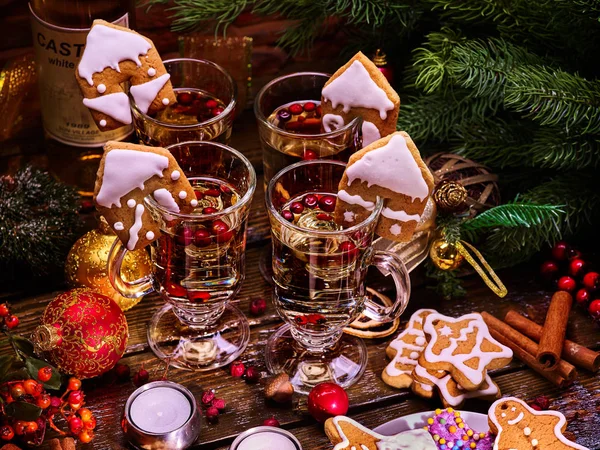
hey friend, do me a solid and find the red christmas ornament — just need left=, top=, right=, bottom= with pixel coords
left=557, top=276, right=576, bottom=292
left=307, top=382, right=349, bottom=423
left=583, top=272, right=599, bottom=291
left=575, top=288, right=590, bottom=306
left=372, top=49, right=394, bottom=84
left=551, top=241, right=570, bottom=261
left=568, top=259, right=586, bottom=278
left=539, top=261, right=559, bottom=280
left=32, top=288, right=128, bottom=379
left=588, top=299, right=600, bottom=319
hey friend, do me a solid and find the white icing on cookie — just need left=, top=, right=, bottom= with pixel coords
left=323, top=114, right=345, bottom=132
left=114, top=222, right=124, bottom=231
left=346, top=134, right=429, bottom=202
left=524, top=427, right=531, bottom=436
left=338, top=190, right=375, bottom=210
left=153, top=188, right=180, bottom=213
left=99, top=120, right=107, bottom=127
left=382, top=207, right=421, bottom=222
left=389, top=224, right=402, bottom=236
left=322, top=60, right=395, bottom=120
left=97, top=83, right=106, bottom=94
left=146, top=231, right=154, bottom=240
left=130, top=73, right=171, bottom=114
left=439, top=325, right=453, bottom=336
left=191, top=199, right=198, bottom=207
left=96, top=149, right=169, bottom=208
left=78, top=24, right=152, bottom=86
left=127, top=204, right=145, bottom=250
left=147, top=68, right=156, bottom=77
left=179, top=190, right=187, bottom=199
left=343, top=211, right=355, bottom=223
left=162, top=98, right=170, bottom=105
left=83, top=93, right=132, bottom=125
left=507, top=412, right=524, bottom=425
left=422, top=312, right=513, bottom=387
left=171, top=170, right=181, bottom=181
left=127, top=199, right=136, bottom=208
left=362, top=120, right=381, bottom=147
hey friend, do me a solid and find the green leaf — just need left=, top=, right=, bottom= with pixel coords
left=25, top=357, right=62, bottom=390
left=6, top=401, right=43, bottom=421
left=10, top=335, right=36, bottom=360
left=0, top=355, right=15, bottom=382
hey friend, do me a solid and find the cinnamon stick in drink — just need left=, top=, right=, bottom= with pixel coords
left=481, top=312, right=575, bottom=387
left=537, top=291, right=573, bottom=370
left=505, top=310, right=600, bottom=372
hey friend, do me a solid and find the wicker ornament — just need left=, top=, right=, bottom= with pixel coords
left=425, top=153, right=500, bottom=216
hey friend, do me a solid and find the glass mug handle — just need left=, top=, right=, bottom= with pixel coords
left=107, top=239, right=155, bottom=299
left=361, top=250, right=411, bottom=323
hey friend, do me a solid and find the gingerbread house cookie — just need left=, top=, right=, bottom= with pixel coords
left=76, top=20, right=176, bottom=131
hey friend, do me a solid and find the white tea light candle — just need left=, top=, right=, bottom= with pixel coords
left=230, top=426, right=302, bottom=450
left=130, top=386, right=192, bottom=434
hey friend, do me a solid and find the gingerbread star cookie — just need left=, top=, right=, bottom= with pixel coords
left=489, top=397, right=588, bottom=449
left=382, top=309, right=436, bottom=389
left=419, top=312, right=513, bottom=391
left=76, top=20, right=176, bottom=131
left=94, top=141, right=197, bottom=250
left=321, top=52, right=399, bottom=148
left=324, top=416, right=437, bottom=450
left=334, top=131, right=434, bottom=242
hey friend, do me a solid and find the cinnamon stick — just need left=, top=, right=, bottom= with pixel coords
left=505, top=310, right=600, bottom=372
left=481, top=312, right=575, bottom=387
left=537, top=291, right=573, bottom=370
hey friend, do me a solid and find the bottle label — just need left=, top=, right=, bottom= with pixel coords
left=29, top=5, right=133, bottom=147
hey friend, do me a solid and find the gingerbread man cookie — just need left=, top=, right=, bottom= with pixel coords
left=382, top=309, right=436, bottom=389
left=321, top=52, right=400, bottom=148
left=419, top=312, right=513, bottom=391
left=334, top=131, right=434, bottom=242
left=489, top=397, right=588, bottom=450
left=76, top=20, right=176, bottom=131
left=94, top=141, right=197, bottom=250
left=426, top=408, right=494, bottom=450
left=325, top=416, right=437, bottom=450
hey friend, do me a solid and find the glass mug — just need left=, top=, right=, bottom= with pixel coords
left=265, top=160, right=410, bottom=393
left=131, top=58, right=237, bottom=147
left=255, top=72, right=362, bottom=185
left=108, top=141, right=256, bottom=371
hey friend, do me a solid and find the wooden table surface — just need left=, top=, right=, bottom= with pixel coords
left=1, top=110, right=599, bottom=450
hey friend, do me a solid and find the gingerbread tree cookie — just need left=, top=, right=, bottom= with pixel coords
left=321, top=51, right=400, bottom=147
left=94, top=141, right=197, bottom=250
left=419, top=312, right=513, bottom=390
left=489, top=397, right=588, bottom=449
left=334, top=131, right=434, bottom=242
left=76, top=20, right=176, bottom=131
left=324, top=416, right=437, bottom=450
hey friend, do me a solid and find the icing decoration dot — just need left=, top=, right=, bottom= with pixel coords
left=511, top=407, right=516, bottom=412
left=146, top=231, right=154, bottom=240
left=524, top=427, right=531, bottom=436
left=127, top=199, right=136, bottom=208
left=440, top=419, right=446, bottom=425
left=427, top=418, right=434, bottom=425
left=114, top=222, right=124, bottom=231
left=531, top=439, right=538, bottom=447
left=97, top=83, right=106, bottom=94
left=433, top=434, right=440, bottom=441
left=439, top=438, right=446, bottom=444
left=466, top=430, right=473, bottom=437
left=447, top=408, right=454, bottom=413
left=191, top=199, right=198, bottom=207
left=162, top=98, right=170, bottom=105
left=435, top=409, right=442, bottom=415
left=179, top=190, right=187, bottom=199
left=458, top=423, right=465, bottom=429
left=449, top=426, right=456, bottom=433
left=171, top=170, right=181, bottom=181
left=501, top=413, right=506, bottom=418
left=409, top=351, right=419, bottom=359
left=147, top=68, right=156, bottom=77
left=99, top=119, right=107, bottom=127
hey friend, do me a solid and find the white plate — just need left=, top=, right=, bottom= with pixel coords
left=373, top=410, right=489, bottom=436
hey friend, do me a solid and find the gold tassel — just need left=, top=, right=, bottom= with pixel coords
left=455, top=241, right=508, bottom=298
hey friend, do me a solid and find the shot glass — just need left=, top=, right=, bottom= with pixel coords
left=131, top=58, right=237, bottom=147
left=108, top=141, right=256, bottom=371
left=265, top=160, right=410, bottom=393
left=255, top=72, right=362, bottom=185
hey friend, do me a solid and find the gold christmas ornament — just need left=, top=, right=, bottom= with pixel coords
left=65, top=219, right=152, bottom=310
left=433, top=181, right=468, bottom=212
left=429, top=238, right=464, bottom=271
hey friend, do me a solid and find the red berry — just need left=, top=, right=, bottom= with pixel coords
left=589, top=299, right=600, bottom=318
left=339, top=241, right=358, bottom=260
left=316, top=105, right=322, bottom=117
left=281, top=210, right=294, bottom=222
left=202, top=207, right=218, bottom=215
left=166, top=282, right=187, bottom=298
left=187, top=291, right=211, bottom=303
left=193, top=229, right=212, bottom=247
left=318, top=195, right=336, bottom=212
left=201, top=389, right=216, bottom=406
left=290, top=201, right=304, bottom=214
left=303, top=102, right=316, bottom=112
left=530, top=403, right=542, bottom=411
left=0, top=304, right=9, bottom=317
left=195, top=191, right=204, bottom=200
left=211, top=220, right=233, bottom=243
left=37, top=394, right=51, bottom=409
left=50, top=396, right=61, bottom=408
left=557, top=276, right=576, bottom=292
left=289, top=103, right=303, bottom=115
left=115, top=363, right=131, bottom=380
left=175, top=227, right=194, bottom=246
left=79, top=408, right=93, bottom=423
left=206, top=99, right=218, bottom=109
left=250, top=298, right=267, bottom=316
left=213, top=398, right=226, bottom=410
left=68, top=377, right=82, bottom=391
left=583, top=272, right=600, bottom=291
left=263, top=416, right=280, bottom=427
left=69, top=416, right=84, bottom=434
left=177, top=92, right=193, bottom=105
left=568, top=259, right=586, bottom=278
left=14, top=421, right=26, bottom=436
left=306, top=314, right=326, bottom=324
left=10, top=384, right=25, bottom=399
left=230, top=361, right=245, bottom=377
left=575, top=288, right=590, bottom=306
left=26, top=421, right=38, bottom=433
left=133, top=367, right=149, bottom=387
left=205, top=406, right=219, bottom=423
left=303, top=149, right=318, bottom=160
left=533, top=395, right=550, bottom=409
left=212, top=107, right=225, bottom=116
left=316, top=213, right=333, bottom=221
left=1, top=425, right=14, bottom=441
left=295, top=315, right=308, bottom=326
left=296, top=115, right=306, bottom=123
left=220, top=184, right=231, bottom=194
left=204, top=189, right=221, bottom=197
left=552, top=241, right=570, bottom=261
left=78, top=430, right=94, bottom=444
left=84, top=416, right=97, bottom=430
left=243, top=366, right=261, bottom=384
left=539, top=261, right=559, bottom=280
left=5, top=315, right=19, bottom=329
left=68, top=390, right=84, bottom=405
left=303, top=194, right=318, bottom=208
left=37, top=366, right=53, bottom=382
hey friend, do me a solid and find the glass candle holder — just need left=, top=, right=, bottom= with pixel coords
left=131, top=58, right=237, bottom=147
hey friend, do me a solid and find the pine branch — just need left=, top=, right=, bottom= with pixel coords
left=461, top=202, right=564, bottom=232
left=425, top=260, right=466, bottom=299
left=530, top=129, right=600, bottom=170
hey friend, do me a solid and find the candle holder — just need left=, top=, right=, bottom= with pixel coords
left=122, top=381, right=201, bottom=450
left=230, top=426, right=302, bottom=450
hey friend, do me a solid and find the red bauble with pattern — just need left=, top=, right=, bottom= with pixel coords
left=307, top=382, right=349, bottom=423
left=32, top=288, right=128, bottom=379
